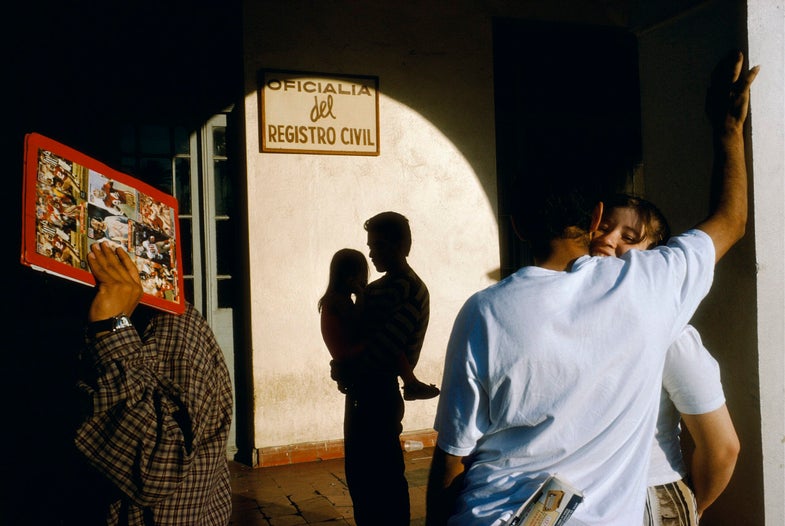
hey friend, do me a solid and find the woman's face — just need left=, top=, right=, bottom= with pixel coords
left=347, top=268, right=367, bottom=291
left=340, top=259, right=367, bottom=293
left=590, top=206, right=651, bottom=257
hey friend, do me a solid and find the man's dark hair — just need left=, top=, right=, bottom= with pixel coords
left=364, top=211, right=412, bottom=256
left=511, top=178, right=596, bottom=260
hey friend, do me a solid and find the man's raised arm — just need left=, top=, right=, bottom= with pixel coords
left=695, top=51, right=760, bottom=262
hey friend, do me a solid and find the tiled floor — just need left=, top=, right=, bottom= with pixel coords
left=229, top=447, right=434, bottom=525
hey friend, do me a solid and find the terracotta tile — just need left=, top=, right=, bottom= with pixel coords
left=230, top=446, right=433, bottom=525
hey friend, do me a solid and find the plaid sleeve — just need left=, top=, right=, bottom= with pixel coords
left=75, top=325, right=195, bottom=507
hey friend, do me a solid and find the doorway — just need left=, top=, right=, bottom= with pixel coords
left=493, top=19, right=642, bottom=275
left=117, top=111, right=244, bottom=458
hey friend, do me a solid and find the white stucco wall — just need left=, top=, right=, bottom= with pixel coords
left=748, top=1, right=785, bottom=523
left=241, top=3, right=500, bottom=447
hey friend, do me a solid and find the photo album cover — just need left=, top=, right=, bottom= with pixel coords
left=21, top=132, right=186, bottom=314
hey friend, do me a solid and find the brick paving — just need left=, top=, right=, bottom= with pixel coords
left=229, top=447, right=434, bottom=525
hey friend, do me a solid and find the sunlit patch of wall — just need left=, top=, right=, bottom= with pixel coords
left=243, top=93, right=499, bottom=446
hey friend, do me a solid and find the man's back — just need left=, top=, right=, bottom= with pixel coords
left=434, top=231, right=714, bottom=525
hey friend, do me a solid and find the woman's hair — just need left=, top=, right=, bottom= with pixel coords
left=604, top=193, right=671, bottom=248
left=318, top=248, right=369, bottom=312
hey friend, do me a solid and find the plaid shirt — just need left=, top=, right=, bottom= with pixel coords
left=75, top=303, right=233, bottom=525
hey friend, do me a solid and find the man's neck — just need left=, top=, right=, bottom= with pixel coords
left=535, top=238, right=590, bottom=271
left=384, top=259, right=410, bottom=276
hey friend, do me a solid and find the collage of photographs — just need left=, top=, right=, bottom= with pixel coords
left=28, top=136, right=183, bottom=312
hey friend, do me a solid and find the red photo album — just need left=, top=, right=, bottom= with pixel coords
left=21, top=132, right=186, bottom=314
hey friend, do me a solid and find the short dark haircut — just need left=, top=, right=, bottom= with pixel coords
left=512, top=180, right=596, bottom=260
left=364, top=211, right=412, bottom=256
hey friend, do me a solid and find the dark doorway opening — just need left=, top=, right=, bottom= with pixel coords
left=493, top=19, right=642, bottom=276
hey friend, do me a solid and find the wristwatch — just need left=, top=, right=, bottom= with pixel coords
left=85, top=313, right=134, bottom=338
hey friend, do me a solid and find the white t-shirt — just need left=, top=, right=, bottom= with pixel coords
left=433, top=230, right=715, bottom=526
left=648, top=324, right=725, bottom=486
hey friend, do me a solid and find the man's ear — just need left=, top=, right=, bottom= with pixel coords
left=590, top=202, right=604, bottom=233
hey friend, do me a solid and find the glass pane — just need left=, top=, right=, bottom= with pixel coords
left=174, top=127, right=190, bottom=155
left=217, top=279, right=233, bottom=309
left=139, top=125, right=170, bottom=155
left=183, top=278, right=195, bottom=305
left=215, top=218, right=233, bottom=276
left=139, top=157, right=173, bottom=194
left=214, top=159, right=232, bottom=216
left=179, top=219, right=193, bottom=275
left=119, top=156, right=136, bottom=174
left=174, top=157, right=192, bottom=215
left=213, top=126, right=226, bottom=157
left=120, top=125, right=135, bottom=154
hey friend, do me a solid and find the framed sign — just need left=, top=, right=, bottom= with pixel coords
left=259, top=69, right=380, bottom=156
